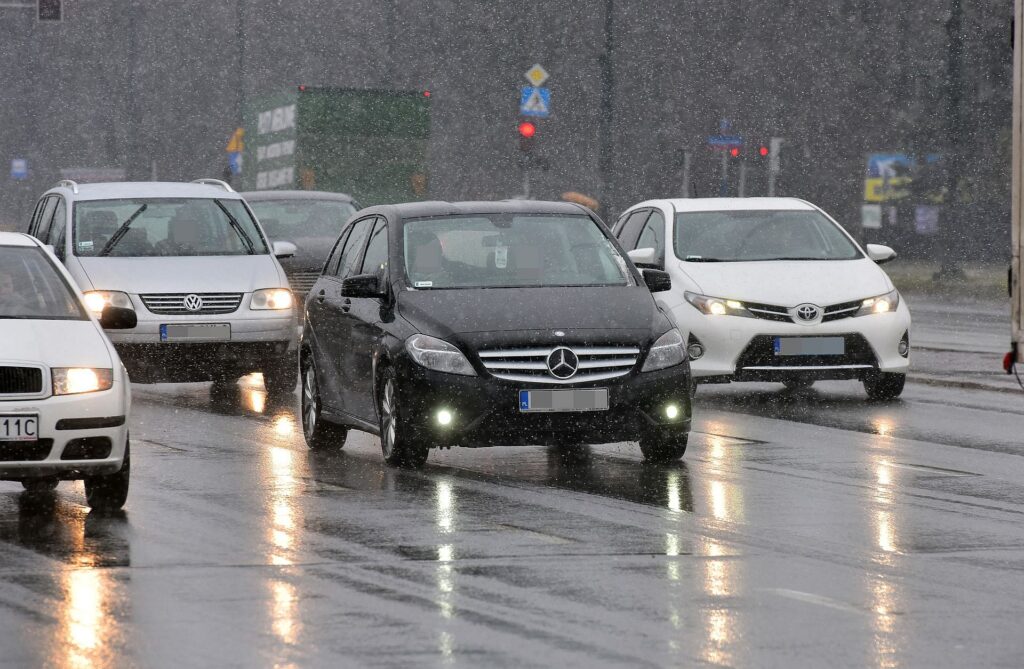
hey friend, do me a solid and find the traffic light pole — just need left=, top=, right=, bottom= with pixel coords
left=598, top=0, right=615, bottom=216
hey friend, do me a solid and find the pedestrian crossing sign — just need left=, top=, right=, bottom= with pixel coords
left=520, top=86, right=550, bottom=118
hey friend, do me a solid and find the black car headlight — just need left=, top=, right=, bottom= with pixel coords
left=642, top=329, right=686, bottom=372
left=405, top=334, right=477, bottom=376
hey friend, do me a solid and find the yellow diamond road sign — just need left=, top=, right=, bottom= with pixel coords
left=525, top=64, right=549, bottom=87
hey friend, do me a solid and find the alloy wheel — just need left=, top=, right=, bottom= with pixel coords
left=302, top=363, right=318, bottom=438
left=381, top=378, right=397, bottom=458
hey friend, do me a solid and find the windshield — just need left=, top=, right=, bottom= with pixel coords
left=72, top=198, right=268, bottom=257
left=0, top=246, right=87, bottom=320
left=674, top=210, right=862, bottom=262
left=403, top=214, right=633, bottom=289
left=247, top=199, right=357, bottom=239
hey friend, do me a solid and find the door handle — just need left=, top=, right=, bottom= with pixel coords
left=316, top=289, right=326, bottom=304
left=341, top=298, right=352, bottom=313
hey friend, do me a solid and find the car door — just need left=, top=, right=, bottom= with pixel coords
left=319, top=216, right=375, bottom=415
left=306, top=226, right=351, bottom=389
left=345, top=216, right=390, bottom=422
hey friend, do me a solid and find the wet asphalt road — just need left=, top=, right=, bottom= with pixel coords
left=2, top=302, right=1024, bottom=667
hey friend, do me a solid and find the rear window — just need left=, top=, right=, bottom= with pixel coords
left=0, top=245, right=87, bottom=320
left=247, top=199, right=357, bottom=239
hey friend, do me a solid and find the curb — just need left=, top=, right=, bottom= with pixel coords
left=907, top=373, right=1024, bottom=395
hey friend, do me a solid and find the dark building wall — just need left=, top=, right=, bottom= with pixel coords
left=0, top=0, right=1012, bottom=258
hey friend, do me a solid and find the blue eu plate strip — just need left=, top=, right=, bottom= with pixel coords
left=519, top=390, right=530, bottom=411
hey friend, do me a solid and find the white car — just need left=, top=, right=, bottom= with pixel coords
left=0, top=232, right=133, bottom=508
left=613, top=198, right=911, bottom=399
left=25, top=179, right=299, bottom=392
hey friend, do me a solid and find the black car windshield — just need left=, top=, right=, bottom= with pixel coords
left=0, top=246, right=87, bottom=320
left=248, top=199, right=358, bottom=239
left=403, top=214, right=633, bottom=289
left=674, top=210, right=862, bottom=262
left=73, top=198, right=269, bottom=257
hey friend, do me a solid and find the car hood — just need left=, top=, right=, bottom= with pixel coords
left=676, top=258, right=893, bottom=306
left=76, top=255, right=286, bottom=294
left=1, top=319, right=112, bottom=368
left=397, top=286, right=664, bottom=338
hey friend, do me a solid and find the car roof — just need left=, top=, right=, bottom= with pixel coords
left=360, top=200, right=594, bottom=221
left=44, top=181, right=243, bottom=201
left=240, top=190, right=355, bottom=203
left=0, top=231, right=40, bottom=247
left=632, top=197, right=817, bottom=213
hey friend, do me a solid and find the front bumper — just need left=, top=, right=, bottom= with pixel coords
left=391, top=357, right=692, bottom=448
left=0, top=386, right=128, bottom=481
left=681, top=302, right=911, bottom=382
left=116, top=341, right=292, bottom=383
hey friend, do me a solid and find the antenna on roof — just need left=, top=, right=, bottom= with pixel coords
left=192, top=178, right=235, bottom=192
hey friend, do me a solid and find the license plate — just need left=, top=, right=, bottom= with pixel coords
left=774, top=336, right=845, bottom=356
left=519, top=389, right=609, bottom=413
left=160, top=323, right=231, bottom=342
left=0, top=414, right=39, bottom=442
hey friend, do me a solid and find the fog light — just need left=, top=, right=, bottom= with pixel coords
left=436, top=409, right=453, bottom=426
left=898, top=333, right=910, bottom=357
left=664, top=404, right=680, bottom=420
left=687, top=343, right=705, bottom=360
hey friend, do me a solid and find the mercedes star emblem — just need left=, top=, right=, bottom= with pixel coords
left=183, top=294, right=204, bottom=312
left=794, top=303, right=820, bottom=322
left=546, top=346, right=579, bottom=379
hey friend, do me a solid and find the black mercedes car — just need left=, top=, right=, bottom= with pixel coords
left=300, top=200, right=692, bottom=467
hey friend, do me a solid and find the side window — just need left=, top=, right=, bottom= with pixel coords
left=360, top=218, right=388, bottom=277
left=635, top=210, right=666, bottom=264
left=325, top=227, right=353, bottom=276
left=27, top=198, right=47, bottom=235
left=615, top=210, right=651, bottom=250
left=32, top=197, right=58, bottom=241
left=48, top=199, right=68, bottom=257
left=335, top=217, right=374, bottom=278
left=612, top=212, right=630, bottom=236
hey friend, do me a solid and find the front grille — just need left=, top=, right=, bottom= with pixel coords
left=478, top=346, right=640, bottom=385
left=140, top=293, right=243, bottom=315
left=744, top=299, right=864, bottom=324
left=736, top=334, right=876, bottom=369
left=286, top=269, right=320, bottom=295
left=0, top=439, right=53, bottom=462
left=0, top=367, right=43, bottom=395
left=821, top=299, right=862, bottom=322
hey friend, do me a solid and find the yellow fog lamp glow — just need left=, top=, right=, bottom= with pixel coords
left=251, top=288, right=293, bottom=310
left=664, top=403, right=681, bottom=420
left=82, top=290, right=133, bottom=315
left=52, top=368, right=113, bottom=395
left=436, top=409, right=454, bottom=426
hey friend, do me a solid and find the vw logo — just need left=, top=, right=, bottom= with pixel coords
left=553, top=330, right=566, bottom=337
left=794, top=303, right=821, bottom=323
left=546, top=346, right=579, bottom=379
left=183, top=294, right=204, bottom=312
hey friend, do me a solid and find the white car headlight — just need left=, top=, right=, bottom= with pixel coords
left=855, top=289, right=899, bottom=317
left=405, top=334, right=477, bottom=376
left=52, top=368, right=113, bottom=395
left=251, top=288, right=293, bottom=310
left=684, top=291, right=750, bottom=317
left=82, top=290, right=133, bottom=316
left=642, top=329, right=686, bottom=372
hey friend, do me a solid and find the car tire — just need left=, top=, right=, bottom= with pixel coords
left=783, top=377, right=815, bottom=391
left=84, top=438, right=130, bottom=511
left=301, top=356, right=347, bottom=450
left=22, top=478, right=58, bottom=493
left=639, top=432, right=688, bottom=463
left=378, top=367, right=429, bottom=468
left=863, top=372, right=906, bottom=400
left=264, top=357, right=299, bottom=394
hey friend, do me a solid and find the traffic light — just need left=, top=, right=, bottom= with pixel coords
left=758, top=145, right=769, bottom=157
left=518, top=119, right=536, bottom=154
left=37, top=0, right=62, bottom=21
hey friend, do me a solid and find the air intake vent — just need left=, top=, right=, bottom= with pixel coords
left=0, top=367, right=43, bottom=395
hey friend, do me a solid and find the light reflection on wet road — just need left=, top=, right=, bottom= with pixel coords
left=1, top=374, right=1023, bottom=667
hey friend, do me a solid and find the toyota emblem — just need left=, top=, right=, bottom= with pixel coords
left=794, top=303, right=820, bottom=322
left=546, top=347, right=579, bottom=379
left=183, top=294, right=204, bottom=312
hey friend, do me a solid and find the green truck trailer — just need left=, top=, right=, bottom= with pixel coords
left=242, top=87, right=431, bottom=205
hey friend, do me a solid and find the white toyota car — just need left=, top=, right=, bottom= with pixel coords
left=0, top=232, right=133, bottom=508
left=613, top=198, right=911, bottom=400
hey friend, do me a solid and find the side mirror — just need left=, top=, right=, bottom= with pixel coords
left=100, top=306, right=138, bottom=330
left=341, top=273, right=386, bottom=299
left=642, top=268, right=672, bottom=293
left=272, top=240, right=297, bottom=259
left=627, top=247, right=660, bottom=268
left=866, top=243, right=897, bottom=265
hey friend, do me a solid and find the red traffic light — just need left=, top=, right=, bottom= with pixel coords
left=518, top=121, right=537, bottom=138
left=759, top=146, right=769, bottom=157
left=729, top=147, right=740, bottom=157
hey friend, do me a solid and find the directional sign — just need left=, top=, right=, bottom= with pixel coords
left=520, top=86, right=550, bottom=118
left=524, top=64, right=549, bottom=87
left=10, top=159, right=27, bottom=180
left=707, top=135, right=743, bottom=148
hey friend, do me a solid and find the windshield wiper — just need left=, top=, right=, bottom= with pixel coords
left=214, top=200, right=256, bottom=255
left=684, top=257, right=728, bottom=262
left=768, top=256, right=829, bottom=261
left=98, top=204, right=148, bottom=256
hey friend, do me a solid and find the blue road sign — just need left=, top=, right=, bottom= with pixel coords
left=10, top=159, right=27, bottom=180
left=707, top=135, right=743, bottom=148
left=520, top=86, right=550, bottom=118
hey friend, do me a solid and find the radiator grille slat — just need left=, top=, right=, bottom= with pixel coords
left=478, top=346, right=640, bottom=385
left=0, top=366, right=43, bottom=395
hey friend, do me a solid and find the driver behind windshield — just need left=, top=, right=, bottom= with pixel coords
left=155, top=208, right=206, bottom=255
